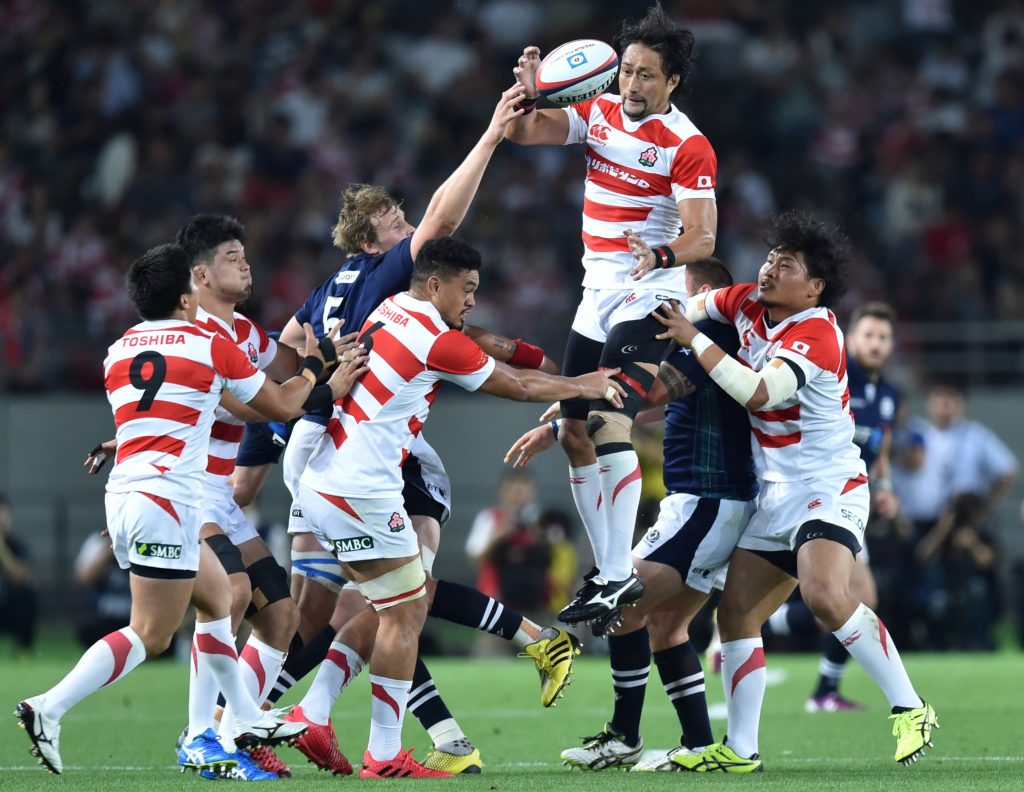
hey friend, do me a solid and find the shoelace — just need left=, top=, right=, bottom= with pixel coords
left=580, top=730, right=620, bottom=748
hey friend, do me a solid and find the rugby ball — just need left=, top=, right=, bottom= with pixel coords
left=536, top=39, right=618, bottom=107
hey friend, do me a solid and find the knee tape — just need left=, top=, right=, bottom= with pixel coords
left=605, top=362, right=657, bottom=419
left=291, top=550, right=345, bottom=593
left=358, top=558, right=427, bottom=611
left=245, top=556, right=291, bottom=616
left=204, top=532, right=246, bottom=575
left=587, top=410, right=633, bottom=449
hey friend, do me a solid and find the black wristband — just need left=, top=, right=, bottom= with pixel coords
left=514, top=95, right=538, bottom=115
left=654, top=245, right=676, bottom=269
left=318, top=336, right=338, bottom=367
left=297, top=355, right=325, bottom=380
left=302, top=383, right=334, bottom=411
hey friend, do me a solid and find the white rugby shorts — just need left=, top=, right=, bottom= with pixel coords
left=299, top=483, right=419, bottom=563
left=633, top=492, right=755, bottom=593
left=201, top=488, right=259, bottom=546
left=105, top=491, right=201, bottom=573
left=738, top=475, right=870, bottom=556
left=571, top=285, right=688, bottom=343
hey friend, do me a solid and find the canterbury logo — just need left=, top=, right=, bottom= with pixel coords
left=841, top=631, right=862, bottom=647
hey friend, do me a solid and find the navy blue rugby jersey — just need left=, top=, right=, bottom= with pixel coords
left=663, top=319, right=758, bottom=501
left=294, top=237, right=415, bottom=425
left=846, top=354, right=900, bottom=472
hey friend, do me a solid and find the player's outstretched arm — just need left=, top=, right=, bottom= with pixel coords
left=464, top=324, right=559, bottom=373
left=477, top=361, right=625, bottom=406
left=504, top=422, right=558, bottom=468
left=411, top=85, right=527, bottom=260
left=505, top=46, right=572, bottom=145
left=654, top=301, right=799, bottom=411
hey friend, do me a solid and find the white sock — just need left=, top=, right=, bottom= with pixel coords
left=569, top=464, right=605, bottom=570
left=367, top=674, right=411, bottom=762
left=188, top=631, right=219, bottom=741
left=766, top=604, right=792, bottom=636
left=42, top=627, right=146, bottom=719
left=194, top=617, right=261, bottom=727
left=239, top=635, right=287, bottom=705
left=595, top=450, right=642, bottom=581
left=300, top=641, right=365, bottom=725
left=721, top=638, right=765, bottom=759
left=832, top=604, right=922, bottom=709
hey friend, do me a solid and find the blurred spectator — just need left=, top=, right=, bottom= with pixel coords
left=537, top=508, right=578, bottom=614
left=915, top=493, right=1001, bottom=650
left=73, top=531, right=131, bottom=648
left=465, top=469, right=541, bottom=602
left=0, top=493, right=36, bottom=653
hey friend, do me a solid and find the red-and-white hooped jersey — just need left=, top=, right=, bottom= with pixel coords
left=302, top=291, right=495, bottom=499
left=194, top=307, right=278, bottom=492
left=564, top=94, right=717, bottom=291
left=104, top=319, right=266, bottom=504
left=706, top=284, right=867, bottom=483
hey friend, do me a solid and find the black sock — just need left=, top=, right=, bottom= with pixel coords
left=266, top=625, right=334, bottom=704
left=813, top=634, right=851, bottom=697
left=653, top=641, right=713, bottom=749
left=608, top=628, right=650, bottom=747
left=430, top=579, right=523, bottom=640
left=408, top=656, right=454, bottom=731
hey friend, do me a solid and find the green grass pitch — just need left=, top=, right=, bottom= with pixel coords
left=1, top=647, right=1021, bottom=790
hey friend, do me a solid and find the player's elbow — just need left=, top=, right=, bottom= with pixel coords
left=692, top=227, right=716, bottom=258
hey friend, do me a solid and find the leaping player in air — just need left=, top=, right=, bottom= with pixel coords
left=506, top=5, right=717, bottom=630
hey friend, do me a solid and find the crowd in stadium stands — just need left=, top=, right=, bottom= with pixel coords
left=1, top=1, right=1023, bottom=391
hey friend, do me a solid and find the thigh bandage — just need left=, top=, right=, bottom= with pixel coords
left=359, top=558, right=427, bottom=611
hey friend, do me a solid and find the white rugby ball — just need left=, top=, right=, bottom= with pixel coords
left=536, top=39, right=618, bottom=107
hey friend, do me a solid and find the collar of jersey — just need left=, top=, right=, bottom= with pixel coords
left=393, top=291, right=447, bottom=328
left=761, top=304, right=827, bottom=339
left=195, top=306, right=237, bottom=338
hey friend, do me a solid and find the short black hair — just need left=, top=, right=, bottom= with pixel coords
left=849, top=301, right=896, bottom=330
left=687, top=257, right=733, bottom=290
left=174, top=213, right=246, bottom=265
left=764, top=210, right=850, bottom=309
left=614, top=4, right=696, bottom=97
left=412, top=236, right=483, bottom=285
left=125, top=243, right=193, bottom=320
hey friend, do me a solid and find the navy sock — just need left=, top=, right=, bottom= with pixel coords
left=408, top=656, right=454, bottom=730
left=653, top=641, right=713, bottom=749
left=430, top=579, right=523, bottom=640
left=266, top=625, right=334, bottom=704
left=813, top=634, right=851, bottom=697
left=608, top=628, right=650, bottom=747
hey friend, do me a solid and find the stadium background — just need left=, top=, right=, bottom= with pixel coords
left=1, top=0, right=1023, bottom=650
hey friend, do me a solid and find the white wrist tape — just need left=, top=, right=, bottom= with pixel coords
left=689, top=333, right=714, bottom=356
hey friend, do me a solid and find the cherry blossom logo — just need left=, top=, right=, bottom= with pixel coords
left=638, top=146, right=658, bottom=167
left=388, top=512, right=406, bottom=533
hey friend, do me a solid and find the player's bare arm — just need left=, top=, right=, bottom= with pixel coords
left=463, top=324, right=560, bottom=374
left=505, top=46, right=572, bottom=145
left=411, top=86, right=527, bottom=260
left=654, top=300, right=798, bottom=411
left=625, top=198, right=717, bottom=280
left=478, top=362, right=625, bottom=406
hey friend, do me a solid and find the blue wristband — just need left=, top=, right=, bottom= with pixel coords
left=549, top=420, right=560, bottom=440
